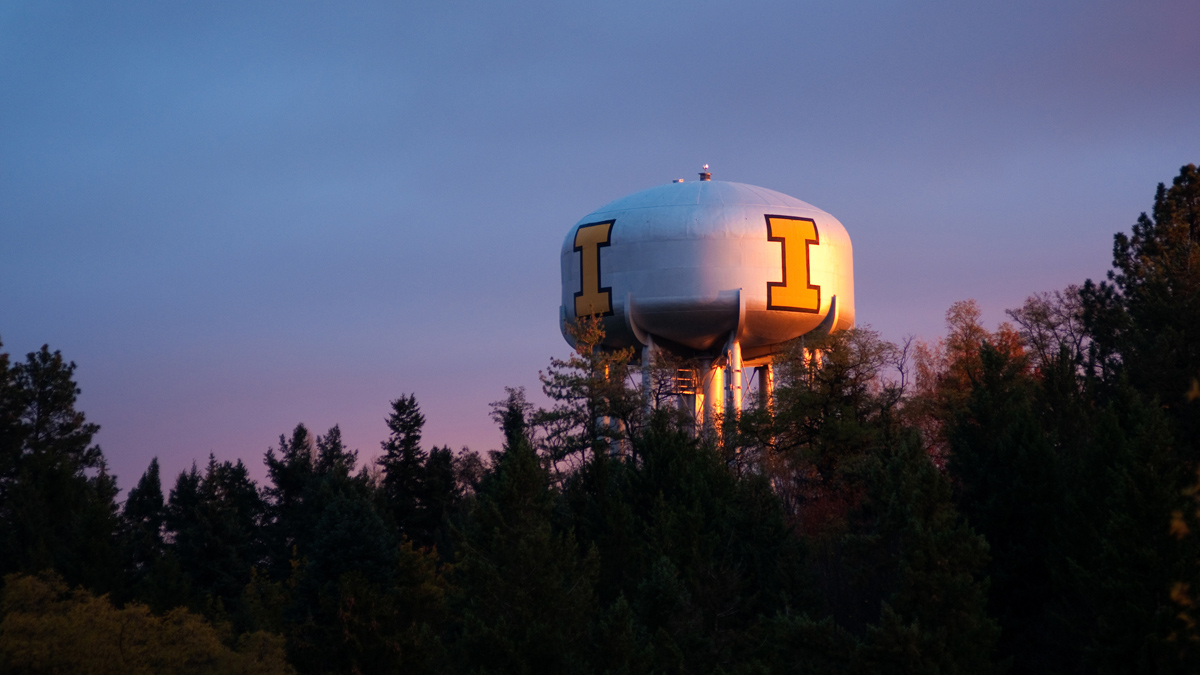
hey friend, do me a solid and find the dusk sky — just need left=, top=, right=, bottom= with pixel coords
left=3, top=1, right=1198, bottom=490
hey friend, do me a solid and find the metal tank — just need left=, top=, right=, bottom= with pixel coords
left=559, top=169, right=854, bottom=428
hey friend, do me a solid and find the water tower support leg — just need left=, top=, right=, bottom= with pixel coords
left=728, top=340, right=743, bottom=418
left=641, top=335, right=655, bottom=418
left=703, top=360, right=724, bottom=434
left=757, top=364, right=774, bottom=411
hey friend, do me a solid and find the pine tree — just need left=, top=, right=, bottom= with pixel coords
left=943, top=344, right=1061, bottom=672
left=263, top=424, right=316, bottom=580
left=1082, top=163, right=1200, bottom=456
left=379, top=394, right=428, bottom=540
left=257, top=422, right=449, bottom=674
left=536, top=316, right=639, bottom=469
left=738, top=327, right=905, bottom=536
left=559, top=408, right=816, bottom=672
left=0, top=340, right=23, bottom=492
left=120, top=457, right=183, bottom=610
left=1053, top=385, right=1183, bottom=673
left=418, top=445, right=458, bottom=554
left=733, top=321, right=1000, bottom=671
left=165, top=456, right=265, bottom=624
left=851, top=434, right=1000, bottom=674
left=935, top=299, right=1187, bottom=671
left=451, top=394, right=598, bottom=674
left=0, top=343, right=120, bottom=594
left=313, top=424, right=356, bottom=477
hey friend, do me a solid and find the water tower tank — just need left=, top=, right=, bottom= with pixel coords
left=560, top=177, right=854, bottom=360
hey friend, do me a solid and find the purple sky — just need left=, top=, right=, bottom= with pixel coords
left=3, top=0, right=1199, bottom=492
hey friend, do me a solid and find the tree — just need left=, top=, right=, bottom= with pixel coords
left=262, top=425, right=316, bottom=580
left=534, top=319, right=824, bottom=672
left=0, top=340, right=24, bottom=490
left=491, top=386, right=534, bottom=452
left=738, top=327, right=906, bottom=535
left=124, top=458, right=166, bottom=567
left=564, top=422, right=817, bottom=673
left=255, top=422, right=449, bottom=673
left=451, top=393, right=599, bottom=674
left=1082, top=163, right=1200, bottom=456
left=121, top=457, right=186, bottom=611
left=536, top=316, right=639, bottom=472
left=418, top=445, right=459, bottom=554
left=378, top=395, right=428, bottom=540
left=943, top=344, right=1062, bottom=673
left=1065, top=164, right=1200, bottom=672
left=1170, top=380, right=1200, bottom=669
left=729, top=321, right=1001, bottom=671
left=938, top=308, right=1186, bottom=672
left=1006, top=285, right=1089, bottom=371
left=166, top=456, right=266, bottom=625
left=0, top=572, right=291, bottom=674
left=376, top=395, right=462, bottom=552
left=849, top=433, right=1000, bottom=674
left=282, top=492, right=446, bottom=675
left=0, top=343, right=121, bottom=593
left=909, top=300, right=1025, bottom=462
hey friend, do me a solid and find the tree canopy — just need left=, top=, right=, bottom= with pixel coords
left=3, top=164, right=1200, bottom=673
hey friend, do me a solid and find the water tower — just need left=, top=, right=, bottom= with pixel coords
left=559, top=168, right=854, bottom=429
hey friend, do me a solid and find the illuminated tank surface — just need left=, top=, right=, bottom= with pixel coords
left=560, top=178, right=854, bottom=357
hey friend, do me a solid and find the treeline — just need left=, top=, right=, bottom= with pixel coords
left=0, top=165, right=1198, bottom=674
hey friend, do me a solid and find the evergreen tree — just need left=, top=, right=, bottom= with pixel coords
left=540, top=313, right=820, bottom=673
left=1169, top=382, right=1200, bottom=667
left=536, top=316, right=639, bottom=469
left=932, top=322, right=1186, bottom=671
left=850, top=433, right=1000, bottom=674
left=451, top=393, right=598, bottom=674
left=0, top=343, right=120, bottom=593
left=313, top=424, right=356, bottom=477
left=565, top=422, right=815, bottom=674
left=734, top=323, right=999, bottom=671
left=283, top=491, right=445, bottom=674
left=1052, top=385, right=1183, bottom=673
left=120, top=457, right=187, bottom=611
left=419, top=445, right=459, bottom=554
left=124, top=458, right=166, bottom=564
left=275, top=424, right=386, bottom=591
left=944, top=344, right=1061, bottom=672
left=376, top=395, right=462, bottom=551
left=738, top=328, right=905, bottom=535
left=165, top=455, right=266, bottom=625
left=0, top=340, right=23, bottom=492
left=263, top=424, right=317, bottom=580
left=1082, top=163, right=1200, bottom=456
left=379, top=395, right=429, bottom=540
left=257, top=423, right=449, bottom=674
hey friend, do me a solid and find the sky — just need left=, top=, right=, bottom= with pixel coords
left=2, top=0, right=1199, bottom=491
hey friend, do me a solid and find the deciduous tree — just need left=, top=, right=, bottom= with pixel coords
left=0, top=572, right=291, bottom=674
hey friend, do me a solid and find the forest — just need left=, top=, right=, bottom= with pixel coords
left=1, top=165, right=1198, bottom=674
